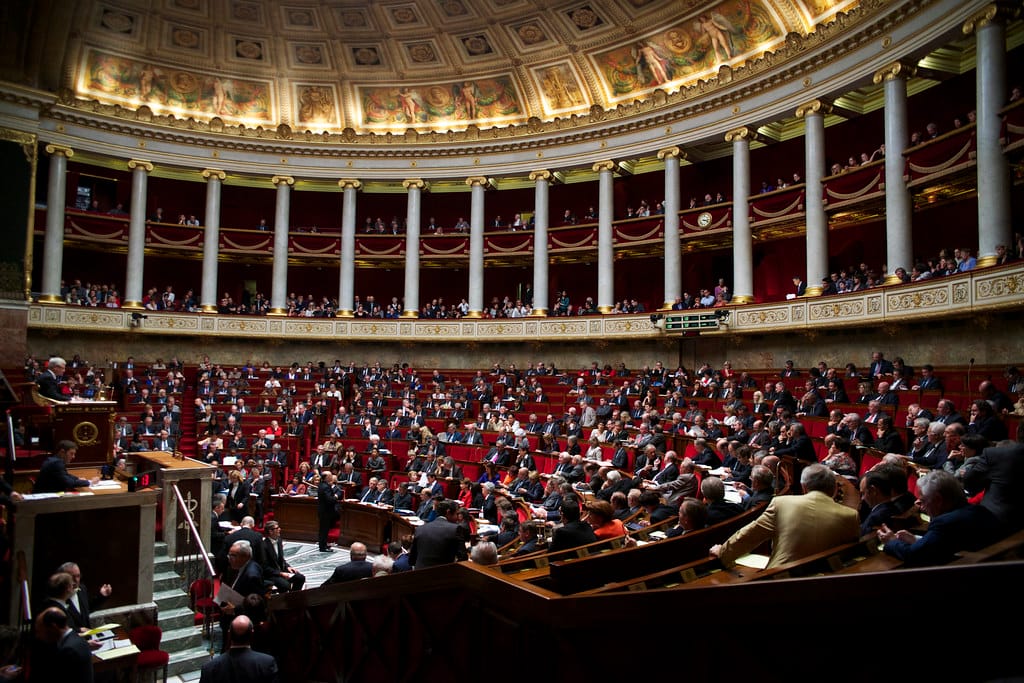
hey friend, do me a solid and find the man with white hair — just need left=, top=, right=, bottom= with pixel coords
left=907, top=421, right=948, bottom=469
left=37, top=356, right=67, bottom=401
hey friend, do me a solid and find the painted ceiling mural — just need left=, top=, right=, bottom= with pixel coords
left=68, top=0, right=861, bottom=135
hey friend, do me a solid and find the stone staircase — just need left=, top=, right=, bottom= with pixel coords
left=152, top=541, right=213, bottom=676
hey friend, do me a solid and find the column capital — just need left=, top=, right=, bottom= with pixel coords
left=795, top=99, right=832, bottom=119
left=44, top=144, right=73, bottom=158
left=127, top=159, right=153, bottom=172
left=201, top=168, right=226, bottom=180
left=529, top=169, right=551, bottom=182
left=465, top=176, right=490, bottom=188
left=872, top=60, right=917, bottom=84
left=963, top=3, right=1020, bottom=34
left=592, top=160, right=615, bottom=173
left=402, top=178, right=427, bottom=190
left=724, top=127, right=757, bottom=143
left=337, top=178, right=362, bottom=190
left=657, top=146, right=686, bottom=161
left=271, top=175, right=295, bottom=186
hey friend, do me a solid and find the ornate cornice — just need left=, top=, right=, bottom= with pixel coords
left=23, top=0, right=933, bottom=164
left=127, top=159, right=152, bottom=172
left=872, top=60, right=918, bottom=84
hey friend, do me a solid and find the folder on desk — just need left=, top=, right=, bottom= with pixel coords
left=94, top=643, right=140, bottom=661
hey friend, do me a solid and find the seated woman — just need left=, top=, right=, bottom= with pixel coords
left=477, top=462, right=502, bottom=486
left=285, top=474, right=306, bottom=496
left=585, top=499, right=626, bottom=540
left=821, top=436, right=858, bottom=478
left=297, top=461, right=315, bottom=483
left=584, top=435, right=604, bottom=460
left=364, top=448, right=387, bottom=476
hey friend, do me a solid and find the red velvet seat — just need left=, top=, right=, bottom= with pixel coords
left=189, top=578, right=220, bottom=639
left=129, top=624, right=170, bottom=683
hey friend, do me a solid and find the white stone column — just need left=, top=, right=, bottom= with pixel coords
left=268, top=175, right=294, bottom=316
left=529, top=170, right=552, bottom=316
left=725, top=129, right=755, bottom=304
left=402, top=178, right=426, bottom=317
left=966, top=6, right=1013, bottom=265
left=199, top=169, right=225, bottom=312
left=594, top=160, right=615, bottom=313
left=40, top=144, right=73, bottom=303
left=658, top=147, right=685, bottom=309
left=797, top=101, right=830, bottom=296
left=873, top=64, right=915, bottom=284
left=466, top=176, right=488, bottom=318
left=123, top=159, right=153, bottom=309
left=337, top=179, right=361, bottom=317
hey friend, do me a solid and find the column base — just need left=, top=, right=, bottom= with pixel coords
left=528, top=309, right=548, bottom=317
left=267, top=308, right=288, bottom=317
left=464, top=310, right=483, bottom=319
left=335, top=310, right=354, bottom=318
left=37, top=295, right=64, bottom=304
left=803, top=286, right=822, bottom=297
left=400, top=310, right=419, bottom=318
left=976, top=254, right=998, bottom=267
left=730, top=295, right=754, bottom=305
left=200, top=304, right=218, bottom=313
left=881, top=273, right=904, bottom=286
left=122, top=301, right=143, bottom=310
left=597, top=305, right=613, bottom=314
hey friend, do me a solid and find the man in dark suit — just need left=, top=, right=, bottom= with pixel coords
left=548, top=499, right=598, bottom=552
left=409, top=500, right=468, bottom=569
left=317, top=473, right=339, bottom=552
left=36, top=356, right=67, bottom=401
left=32, top=607, right=94, bottom=683
left=201, top=615, right=278, bottom=683
left=57, top=561, right=111, bottom=629
left=858, top=469, right=898, bottom=536
left=321, top=542, right=373, bottom=585
left=220, top=540, right=266, bottom=652
left=222, top=516, right=266, bottom=569
left=961, top=424, right=1024, bottom=534
left=261, top=521, right=305, bottom=593
left=772, top=423, right=817, bottom=463
left=33, top=441, right=97, bottom=493
left=868, top=351, right=894, bottom=379
left=701, top=476, right=745, bottom=526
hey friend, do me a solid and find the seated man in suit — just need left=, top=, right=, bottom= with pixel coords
left=711, top=464, right=860, bottom=570
left=548, top=498, right=597, bottom=553
left=701, top=476, right=745, bottom=526
left=35, top=356, right=68, bottom=401
left=879, top=470, right=1002, bottom=567
left=33, top=441, right=97, bottom=493
left=261, top=521, right=305, bottom=593
left=201, top=615, right=278, bottom=683
left=409, top=500, right=469, bottom=569
left=321, top=542, right=373, bottom=585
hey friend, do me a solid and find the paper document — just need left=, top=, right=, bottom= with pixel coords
left=84, top=623, right=121, bottom=637
left=734, top=553, right=770, bottom=569
left=94, top=644, right=139, bottom=660
left=215, top=583, right=245, bottom=607
left=91, top=481, right=122, bottom=490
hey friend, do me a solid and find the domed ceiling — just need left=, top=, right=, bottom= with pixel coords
left=59, top=0, right=859, bottom=134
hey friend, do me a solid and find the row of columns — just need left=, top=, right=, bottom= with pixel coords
left=37, top=8, right=1013, bottom=313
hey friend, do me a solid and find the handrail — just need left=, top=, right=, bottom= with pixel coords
left=172, top=483, right=216, bottom=578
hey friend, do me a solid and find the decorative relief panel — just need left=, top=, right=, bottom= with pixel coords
left=886, top=287, right=950, bottom=312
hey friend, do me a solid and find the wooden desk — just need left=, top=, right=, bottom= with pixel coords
left=270, top=495, right=417, bottom=550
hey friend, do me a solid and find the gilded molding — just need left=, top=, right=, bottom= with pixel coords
left=271, top=175, right=295, bottom=186
left=872, top=60, right=917, bottom=84
left=402, top=178, right=427, bottom=190
left=592, top=160, right=615, bottom=173
left=337, top=179, right=362, bottom=190
left=725, top=127, right=757, bottom=143
left=795, top=99, right=832, bottom=118
left=201, top=169, right=226, bottom=180
left=127, top=159, right=153, bottom=172
left=44, top=144, right=74, bottom=158
left=963, top=3, right=1020, bottom=34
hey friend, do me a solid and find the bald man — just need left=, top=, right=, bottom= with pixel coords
left=321, top=542, right=373, bottom=585
left=200, top=615, right=278, bottom=683
left=31, top=606, right=93, bottom=683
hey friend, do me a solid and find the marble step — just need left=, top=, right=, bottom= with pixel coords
left=167, top=644, right=214, bottom=677
left=153, top=587, right=191, bottom=611
left=157, top=605, right=197, bottom=632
